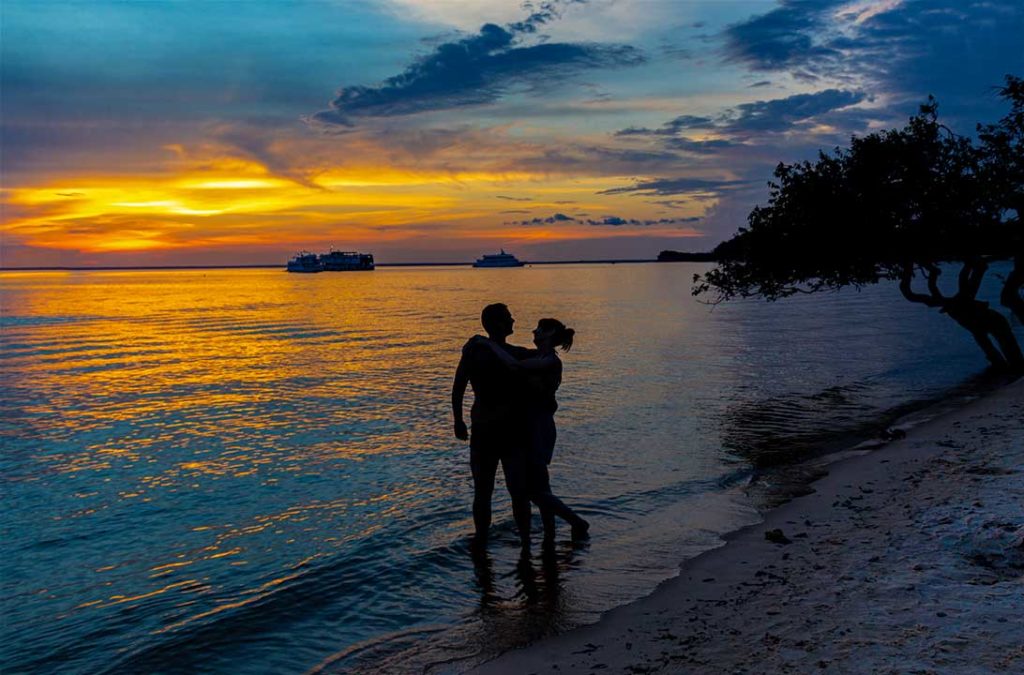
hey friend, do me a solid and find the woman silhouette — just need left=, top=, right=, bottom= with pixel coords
left=476, top=318, right=590, bottom=543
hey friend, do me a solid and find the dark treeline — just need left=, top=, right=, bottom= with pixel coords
left=695, top=75, right=1024, bottom=373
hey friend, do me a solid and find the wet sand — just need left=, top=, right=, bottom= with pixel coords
left=476, top=379, right=1024, bottom=674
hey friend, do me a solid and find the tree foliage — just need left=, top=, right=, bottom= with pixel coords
left=694, top=75, right=1024, bottom=372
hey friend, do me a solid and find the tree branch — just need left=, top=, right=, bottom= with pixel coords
left=1001, top=253, right=1024, bottom=323
left=956, top=258, right=988, bottom=301
left=922, top=263, right=947, bottom=302
left=900, top=263, right=944, bottom=307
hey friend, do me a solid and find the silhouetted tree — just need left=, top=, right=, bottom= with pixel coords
left=977, top=76, right=1024, bottom=325
left=695, top=76, right=1024, bottom=373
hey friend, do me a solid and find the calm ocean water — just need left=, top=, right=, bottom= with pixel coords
left=1, top=264, right=1017, bottom=673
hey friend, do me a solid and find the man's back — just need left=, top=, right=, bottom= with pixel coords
left=461, top=340, right=533, bottom=428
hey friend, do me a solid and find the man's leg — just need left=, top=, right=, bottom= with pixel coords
left=470, top=430, right=500, bottom=541
left=500, top=450, right=533, bottom=548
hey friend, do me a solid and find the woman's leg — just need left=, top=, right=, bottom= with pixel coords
left=526, top=458, right=557, bottom=540
left=527, top=415, right=589, bottom=538
left=528, top=460, right=588, bottom=538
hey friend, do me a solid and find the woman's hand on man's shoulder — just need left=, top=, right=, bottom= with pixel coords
left=462, top=334, right=489, bottom=354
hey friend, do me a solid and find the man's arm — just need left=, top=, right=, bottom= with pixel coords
left=451, top=349, right=470, bottom=441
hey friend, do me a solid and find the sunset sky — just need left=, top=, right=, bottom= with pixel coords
left=2, top=0, right=1022, bottom=266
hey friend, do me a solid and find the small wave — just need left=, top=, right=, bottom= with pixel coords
left=733, top=372, right=1010, bottom=508
left=0, top=315, right=98, bottom=328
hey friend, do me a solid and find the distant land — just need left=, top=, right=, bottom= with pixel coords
left=656, top=250, right=717, bottom=262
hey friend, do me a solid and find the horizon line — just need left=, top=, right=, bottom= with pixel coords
left=0, top=258, right=691, bottom=272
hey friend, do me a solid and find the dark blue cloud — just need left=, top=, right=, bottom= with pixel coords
left=722, top=0, right=846, bottom=71
left=615, top=114, right=715, bottom=137
left=724, top=88, right=867, bottom=132
left=587, top=215, right=701, bottom=226
left=313, top=11, right=644, bottom=125
left=854, top=1, right=1024, bottom=118
left=507, top=0, right=587, bottom=34
left=612, top=89, right=866, bottom=157
left=599, top=177, right=749, bottom=196
left=511, top=213, right=577, bottom=225
left=508, top=213, right=701, bottom=226
left=721, top=1, right=1024, bottom=124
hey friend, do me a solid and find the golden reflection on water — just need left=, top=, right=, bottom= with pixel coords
left=1, top=265, right=731, bottom=672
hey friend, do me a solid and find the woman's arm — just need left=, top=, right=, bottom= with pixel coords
left=473, top=336, right=554, bottom=370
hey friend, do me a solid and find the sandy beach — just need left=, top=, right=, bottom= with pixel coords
left=477, top=379, right=1024, bottom=674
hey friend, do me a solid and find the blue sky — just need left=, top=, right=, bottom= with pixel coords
left=2, top=0, right=1022, bottom=265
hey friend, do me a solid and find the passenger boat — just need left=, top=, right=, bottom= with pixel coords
left=319, top=250, right=375, bottom=271
left=472, top=250, right=524, bottom=268
left=286, top=252, right=323, bottom=273
left=286, top=249, right=374, bottom=272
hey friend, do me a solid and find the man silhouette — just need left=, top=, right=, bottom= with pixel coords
left=452, top=303, right=533, bottom=548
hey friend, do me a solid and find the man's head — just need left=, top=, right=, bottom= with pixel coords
left=481, top=303, right=514, bottom=340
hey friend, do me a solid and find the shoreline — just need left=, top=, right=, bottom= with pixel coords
left=475, top=378, right=1024, bottom=674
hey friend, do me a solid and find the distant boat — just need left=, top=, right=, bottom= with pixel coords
left=287, top=252, right=323, bottom=273
left=286, top=249, right=375, bottom=273
left=473, top=249, right=524, bottom=268
left=319, top=249, right=375, bottom=271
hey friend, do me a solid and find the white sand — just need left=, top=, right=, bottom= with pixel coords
left=476, top=380, right=1024, bottom=674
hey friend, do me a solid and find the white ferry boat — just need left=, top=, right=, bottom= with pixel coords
left=472, top=249, right=524, bottom=268
left=286, top=252, right=323, bottom=273
left=319, top=249, right=375, bottom=271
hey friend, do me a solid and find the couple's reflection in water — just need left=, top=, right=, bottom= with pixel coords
left=470, top=539, right=583, bottom=642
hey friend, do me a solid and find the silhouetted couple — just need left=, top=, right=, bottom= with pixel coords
left=452, top=303, right=589, bottom=551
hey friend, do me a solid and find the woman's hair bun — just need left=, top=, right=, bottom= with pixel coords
left=560, top=327, right=575, bottom=352
left=538, top=318, right=575, bottom=351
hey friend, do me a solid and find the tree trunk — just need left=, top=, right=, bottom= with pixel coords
left=901, top=261, right=1024, bottom=373
left=1001, top=253, right=1024, bottom=324
left=967, top=328, right=1009, bottom=370
left=983, top=307, right=1024, bottom=372
left=944, top=299, right=1018, bottom=371
left=947, top=259, right=1024, bottom=373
